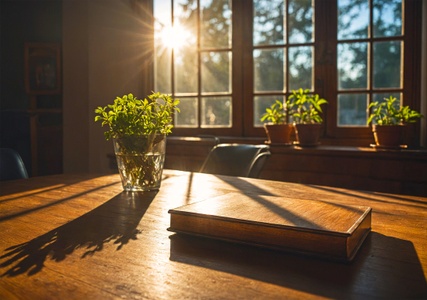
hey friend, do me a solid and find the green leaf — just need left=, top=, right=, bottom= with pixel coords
left=367, top=95, right=423, bottom=125
left=94, top=92, right=180, bottom=140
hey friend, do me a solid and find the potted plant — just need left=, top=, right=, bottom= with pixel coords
left=367, top=95, right=423, bottom=148
left=95, top=92, right=180, bottom=191
left=288, top=88, right=328, bottom=146
left=260, top=99, right=294, bottom=144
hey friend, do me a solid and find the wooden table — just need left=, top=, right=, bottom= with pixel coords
left=1, top=170, right=426, bottom=299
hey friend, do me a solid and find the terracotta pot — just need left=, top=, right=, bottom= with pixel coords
left=294, top=123, right=322, bottom=146
left=372, top=125, right=405, bottom=147
left=263, top=124, right=293, bottom=144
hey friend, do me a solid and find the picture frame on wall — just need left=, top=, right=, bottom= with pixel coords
left=24, top=42, right=61, bottom=95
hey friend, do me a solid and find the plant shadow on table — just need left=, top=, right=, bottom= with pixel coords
left=169, top=232, right=427, bottom=299
left=0, top=191, right=156, bottom=277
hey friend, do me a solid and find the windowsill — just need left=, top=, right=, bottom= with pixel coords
left=165, top=136, right=427, bottom=196
left=167, top=136, right=427, bottom=158
left=267, top=143, right=427, bottom=157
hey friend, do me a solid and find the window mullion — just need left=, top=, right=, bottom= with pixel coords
left=315, top=0, right=337, bottom=139
left=239, top=0, right=255, bottom=136
left=197, top=0, right=202, bottom=128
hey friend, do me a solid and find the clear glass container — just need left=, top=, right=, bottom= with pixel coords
left=113, top=134, right=166, bottom=192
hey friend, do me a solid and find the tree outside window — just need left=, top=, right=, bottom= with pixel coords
left=153, top=0, right=421, bottom=146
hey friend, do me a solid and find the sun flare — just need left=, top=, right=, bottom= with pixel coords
left=159, top=23, right=192, bottom=51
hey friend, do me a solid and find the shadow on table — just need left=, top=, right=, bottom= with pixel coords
left=169, top=231, right=427, bottom=299
left=0, top=191, right=156, bottom=277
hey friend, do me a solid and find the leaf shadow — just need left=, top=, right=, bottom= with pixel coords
left=0, top=191, right=156, bottom=277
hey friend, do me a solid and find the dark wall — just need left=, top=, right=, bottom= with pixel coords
left=0, top=0, right=62, bottom=175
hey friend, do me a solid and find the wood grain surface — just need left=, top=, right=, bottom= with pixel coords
left=0, top=170, right=426, bottom=299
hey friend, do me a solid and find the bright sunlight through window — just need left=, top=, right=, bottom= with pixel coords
left=159, top=23, right=192, bottom=51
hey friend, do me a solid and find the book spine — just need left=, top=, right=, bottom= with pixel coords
left=347, top=210, right=372, bottom=260
left=169, top=213, right=350, bottom=261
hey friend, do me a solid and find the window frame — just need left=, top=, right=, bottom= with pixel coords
left=152, top=0, right=423, bottom=146
left=322, top=0, right=423, bottom=146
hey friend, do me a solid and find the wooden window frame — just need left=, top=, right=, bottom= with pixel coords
left=153, top=0, right=423, bottom=147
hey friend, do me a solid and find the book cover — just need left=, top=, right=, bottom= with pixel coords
left=168, top=192, right=371, bottom=262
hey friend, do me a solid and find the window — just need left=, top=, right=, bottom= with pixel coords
left=153, top=0, right=422, bottom=145
left=252, top=0, right=314, bottom=128
left=337, top=0, right=404, bottom=127
left=154, top=0, right=235, bottom=136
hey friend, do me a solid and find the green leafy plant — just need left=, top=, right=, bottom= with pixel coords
left=288, top=88, right=328, bottom=124
left=94, top=92, right=180, bottom=190
left=260, top=100, right=288, bottom=124
left=367, top=95, right=423, bottom=125
left=94, top=92, right=180, bottom=140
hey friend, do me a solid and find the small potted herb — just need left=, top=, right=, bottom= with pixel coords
left=260, top=99, right=294, bottom=144
left=367, top=95, right=423, bottom=148
left=95, top=92, right=180, bottom=191
left=288, top=88, right=328, bottom=146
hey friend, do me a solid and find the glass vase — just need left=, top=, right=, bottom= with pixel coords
left=113, top=134, right=166, bottom=192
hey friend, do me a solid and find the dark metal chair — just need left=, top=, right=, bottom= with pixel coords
left=199, top=143, right=271, bottom=178
left=0, top=148, right=29, bottom=181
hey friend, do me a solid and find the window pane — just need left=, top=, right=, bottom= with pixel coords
left=154, top=0, right=172, bottom=93
left=338, top=42, right=368, bottom=89
left=201, top=51, right=231, bottom=93
left=201, top=0, right=232, bottom=48
left=253, top=0, right=285, bottom=46
left=338, top=0, right=369, bottom=40
left=254, top=49, right=285, bottom=92
left=289, top=46, right=312, bottom=91
left=155, top=48, right=172, bottom=94
left=337, top=93, right=368, bottom=126
left=373, top=41, right=402, bottom=88
left=154, top=0, right=172, bottom=34
left=288, top=0, right=313, bottom=43
left=175, top=49, right=198, bottom=94
left=173, top=0, right=197, bottom=49
left=175, top=97, right=198, bottom=127
left=254, top=95, right=286, bottom=127
left=373, top=0, right=402, bottom=37
left=201, top=96, right=232, bottom=127
left=174, top=0, right=197, bottom=44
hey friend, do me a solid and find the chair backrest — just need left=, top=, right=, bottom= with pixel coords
left=199, top=143, right=271, bottom=178
left=0, top=148, right=29, bottom=181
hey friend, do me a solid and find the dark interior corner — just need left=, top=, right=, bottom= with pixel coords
left=0, top=0, right=63, bottom=177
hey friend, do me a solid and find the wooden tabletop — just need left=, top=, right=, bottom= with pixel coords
left=1, top=170, right=426, bottom=299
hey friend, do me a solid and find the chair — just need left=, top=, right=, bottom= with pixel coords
left=199, top=143, right=271, bottom=178
left=0, top=148, right=29, bottom=181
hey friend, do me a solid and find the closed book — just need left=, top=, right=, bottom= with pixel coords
left=168, top=192, right=371, bottom=262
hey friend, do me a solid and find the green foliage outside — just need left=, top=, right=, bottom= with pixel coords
left=158, top=0, right=405, bottom=128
